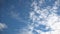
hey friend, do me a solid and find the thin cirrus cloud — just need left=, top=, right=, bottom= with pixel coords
left=10, top=11, right=29, bottom=24
left=17, top=0, right=60, bottom=34
left=0, top=23, right=7, bottom=31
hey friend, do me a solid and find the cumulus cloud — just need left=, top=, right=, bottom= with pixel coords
left=17, top=0, right=60, bottom=34
left=26, top=0, right=60, bottom=34
left=0, top=23, right=7, bottom=31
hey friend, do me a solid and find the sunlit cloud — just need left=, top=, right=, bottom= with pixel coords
left=24, top=0, right=60, bottom=34
left=15, top=0, right=60, bottom=34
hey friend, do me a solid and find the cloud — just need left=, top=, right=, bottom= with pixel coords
left=0, top=23, right=7, bottom=31
left=54, top=0, right=60, bottom=7
left=28, top=0, right=60, bottom=34
left=10, top=11, right=29, bottom=24
left=18, top=29, right=33, bottom=34
left=16, top=0, right=60, bottom=34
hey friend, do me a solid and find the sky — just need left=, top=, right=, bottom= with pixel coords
left=0, top=0, right=60, bottom=34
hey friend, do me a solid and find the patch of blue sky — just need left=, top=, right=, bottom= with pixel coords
left=6, top=0, right=31, bottom=21
left=56, top=7, right=60, bottom=16
left=32, top=29, right=39, bottom=34
left=1, top=0, right=32, bottom=34
left=2, top=0, right=31, bottom=23
left=34, top=24, right=51, bottom=32
left=34, top=12, right=41, bottom=16
left=45, top=0, right=56, bottom=5
left=1, top=13, right=29, bottom=34
left=39, top=0, right=56, bottom=9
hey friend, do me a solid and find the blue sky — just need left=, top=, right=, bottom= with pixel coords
left=0, top=0, right=60, bottom=34
left=0, top=0, right=32, bottom=34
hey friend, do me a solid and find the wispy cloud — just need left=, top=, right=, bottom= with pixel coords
left=18, top=29, right=33, bottom=34
left=10, top=11, right=29, bottom=24
left=0, top=23, right=7, bottom=31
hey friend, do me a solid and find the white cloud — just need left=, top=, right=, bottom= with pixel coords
left=17, top=0, right=60, bottom=34
left=0, top=23, right=7, bottom=31
left=28, top=0, right=60, bottom=34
